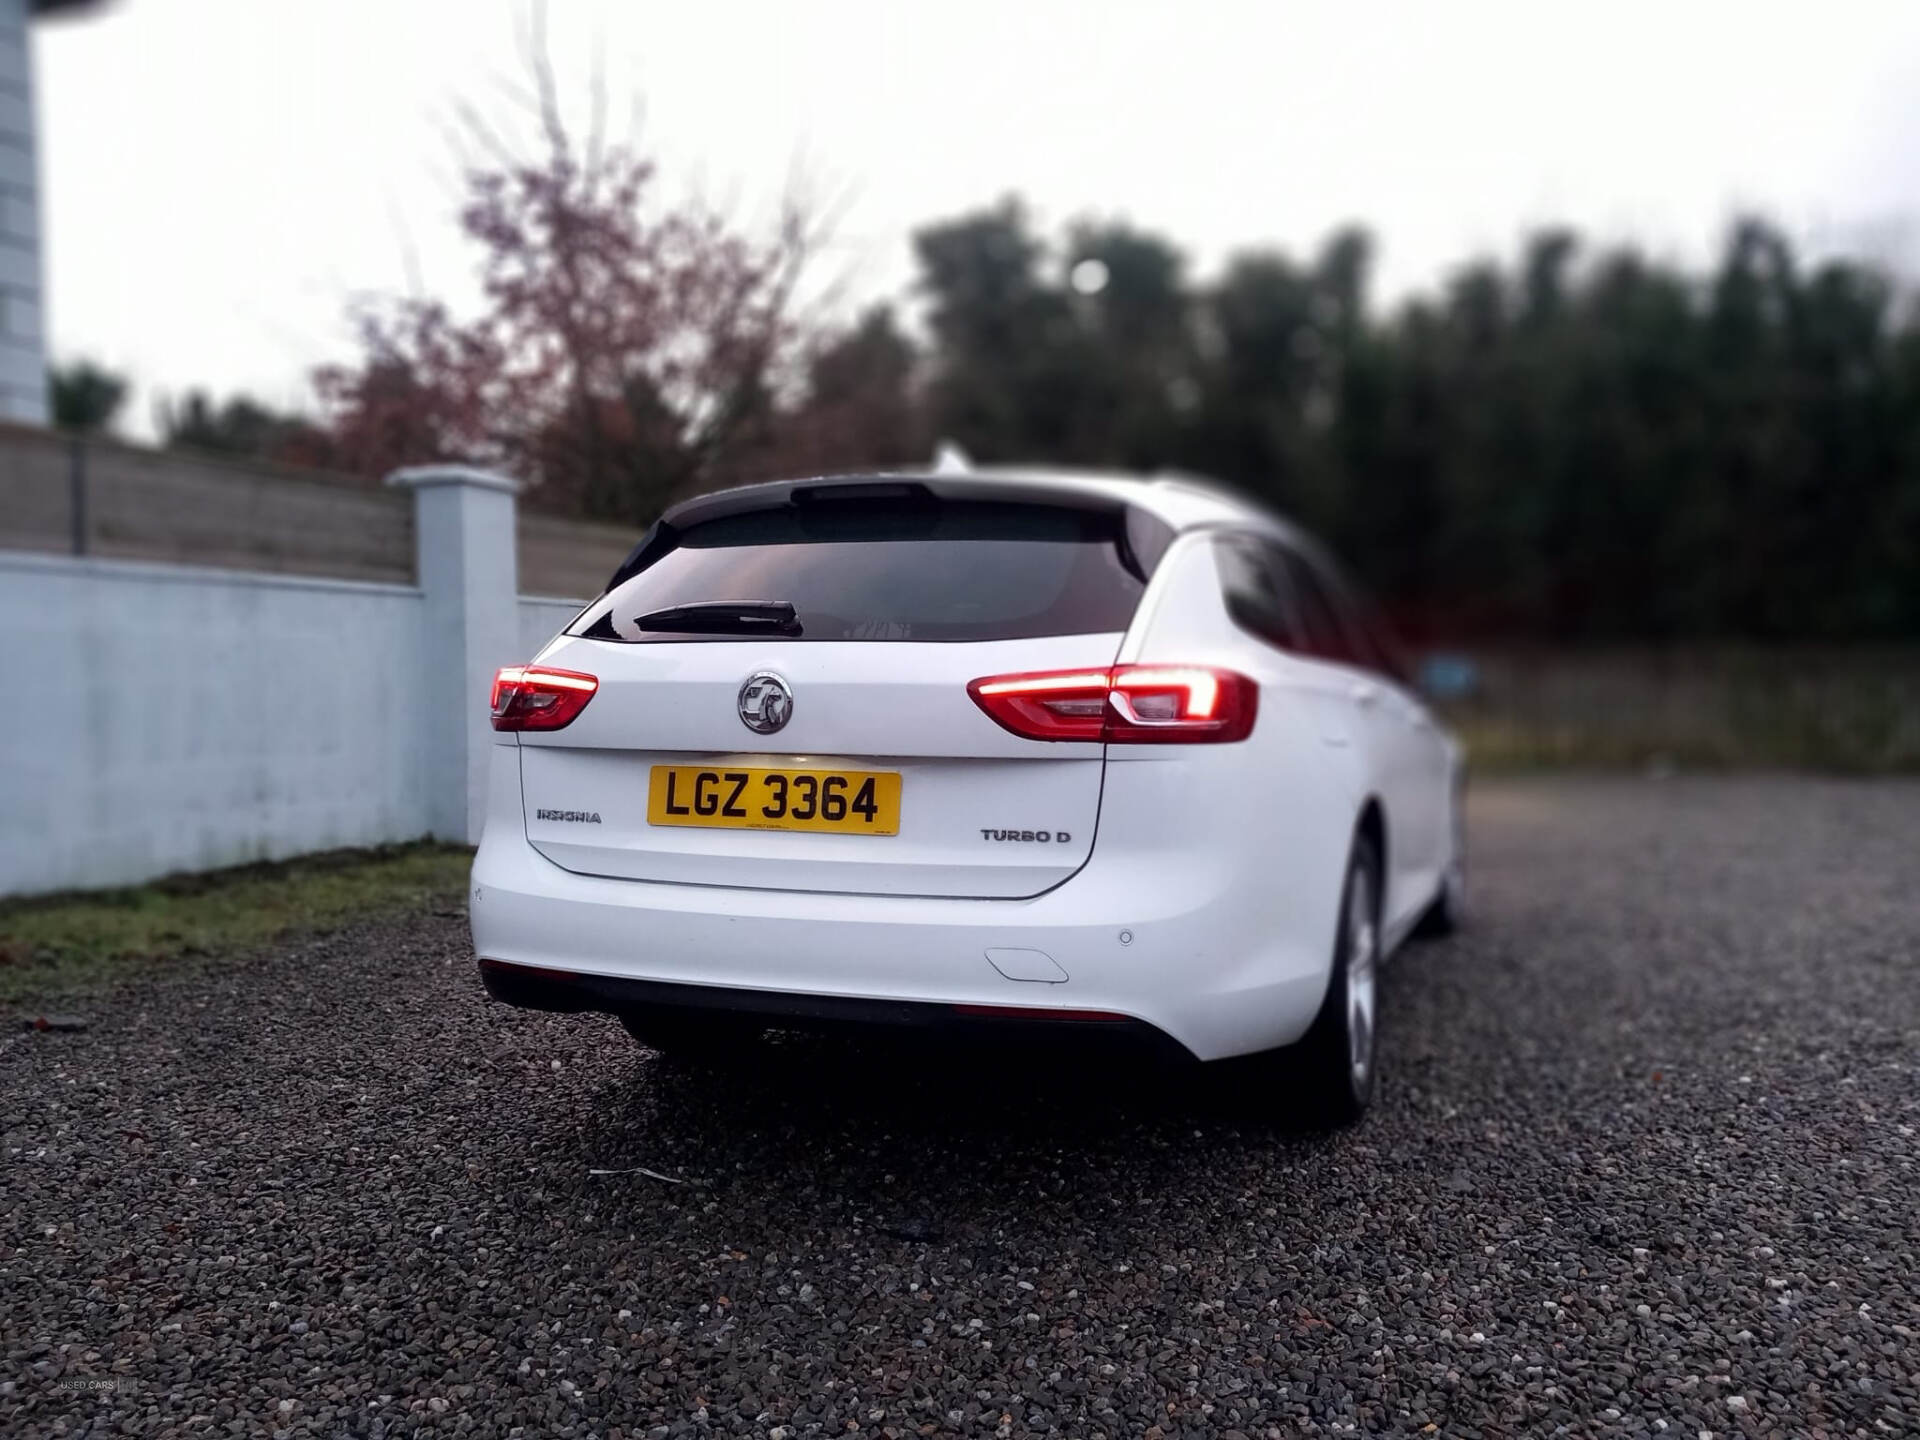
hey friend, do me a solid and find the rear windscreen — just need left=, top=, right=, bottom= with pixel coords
left=571, top=499, right=1150, bottom=643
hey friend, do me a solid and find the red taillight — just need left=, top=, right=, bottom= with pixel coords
left=490, top=665, right=598, bottom=731
left=967, top=665, right=1257, bottom=744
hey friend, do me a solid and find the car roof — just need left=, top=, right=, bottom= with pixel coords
left=657, top=463, right=1299, bottom=542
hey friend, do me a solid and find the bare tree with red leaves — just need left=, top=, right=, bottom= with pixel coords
left=316, top=12, right=816, bottom=524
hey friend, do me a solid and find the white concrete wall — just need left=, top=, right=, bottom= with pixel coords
left=518, top=596, right=587, bottom=660
left=0, top=0, right=44, bottom=423
left=0, top=552, right=432, bottom=893
left=1, top=468, right=591, bottom=895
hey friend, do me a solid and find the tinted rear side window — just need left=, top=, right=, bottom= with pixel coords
left=1277, top=549, right=1359, bottom=665
left=572, top=499, right=1149, bottom=643
left=1215, top=536, right=1300, bottom=652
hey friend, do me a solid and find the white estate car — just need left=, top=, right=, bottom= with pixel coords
left=472, top=467, right=1463, bottom=1123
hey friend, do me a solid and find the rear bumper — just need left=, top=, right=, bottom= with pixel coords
left=469, top=813, right=1339, bottom=1063
left=478, top=958, right=1193, bottom=1062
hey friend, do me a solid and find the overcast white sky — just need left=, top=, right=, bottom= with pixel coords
left=34, top=0, right=1920, bottom=431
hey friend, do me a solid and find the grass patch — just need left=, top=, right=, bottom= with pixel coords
left=0, top=842, right=473, bottom=1006
left=1452, top=712, right=1920, bottom=775
left=1438, top=648, right=1920, bottom=774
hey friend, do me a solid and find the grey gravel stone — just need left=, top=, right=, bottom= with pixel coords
left=3, top=776, right=1918, bottom=1437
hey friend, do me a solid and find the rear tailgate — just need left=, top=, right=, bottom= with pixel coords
left=513, top=486, right=1165, bottom=899
left=519, top=633, right=1121, bottom=898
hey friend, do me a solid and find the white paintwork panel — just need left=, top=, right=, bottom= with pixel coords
left=519, top=632, right=1122, bottom=898
left=523, top=749, right=1105, bottom=897
left=1119, top=534, right=1452, bottom=936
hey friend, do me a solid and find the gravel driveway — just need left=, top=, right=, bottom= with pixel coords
left=5, top=777, right=1918, bottom=1438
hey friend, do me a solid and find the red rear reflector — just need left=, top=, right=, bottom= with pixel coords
left=490, top=665, right=599, bottom=731
left=968, top=664, right=1256, bottom=743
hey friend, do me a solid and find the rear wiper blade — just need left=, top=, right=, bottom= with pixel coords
left=632, top=600, right=802, bottom=636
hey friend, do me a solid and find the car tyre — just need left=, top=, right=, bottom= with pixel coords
left=1414, top=782, right=1466, bottom=938
left=1416, top=864, right=1464, bottom=938
left=1285, top=831, right=1382, bottom=1128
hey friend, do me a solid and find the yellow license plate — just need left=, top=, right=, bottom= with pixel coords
left=647, top=765, right=901, bottom=835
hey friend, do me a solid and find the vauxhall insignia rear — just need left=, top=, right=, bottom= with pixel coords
left=473, top=467, right=1464, bottom=1126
